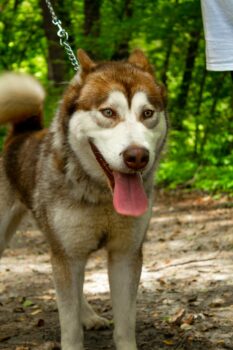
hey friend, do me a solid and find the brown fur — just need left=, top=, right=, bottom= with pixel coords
left=0, top=50, right=168, bottom=350
left=58, top=49, right=166, bottom=137
left=4, top=130, right=46, bottom=208
left=0, top=73, right=45, bottom=125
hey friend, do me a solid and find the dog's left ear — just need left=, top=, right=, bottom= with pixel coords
left=128, top=49, right=154, bottom=74
left=77, top=49, right=96, bottom=73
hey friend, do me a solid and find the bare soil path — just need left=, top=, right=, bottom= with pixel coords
left=0, top=191, right=233, bottom=350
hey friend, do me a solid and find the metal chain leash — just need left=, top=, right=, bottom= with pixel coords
left=44, top=0, right=80, bottom=72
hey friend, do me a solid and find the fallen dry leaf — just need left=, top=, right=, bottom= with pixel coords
left=180, top=323, right=193, bottom=331
left=182, top=314, right=194, bottom=325
left=31, top=309, right=42, bottom=316
left=169, top=308, right=186, bottom=325
left=37, top=318, right=45, bottom=327
left=163, top=339, right=174, bottom=345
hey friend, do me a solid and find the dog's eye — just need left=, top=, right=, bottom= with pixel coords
left=142, top=109, right=154, bottom=119
left=100, top=108, right=115, bottom=118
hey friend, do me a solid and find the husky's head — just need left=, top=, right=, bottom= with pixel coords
left=65, top=49, right=168, bottom=217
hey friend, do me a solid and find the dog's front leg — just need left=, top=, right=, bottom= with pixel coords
left=108, top=248, right=142, bottom=350
left=51, top=253, right=86, bottom=350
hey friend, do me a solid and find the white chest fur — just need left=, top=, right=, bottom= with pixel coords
left=48, top=201, right=151, bottom=258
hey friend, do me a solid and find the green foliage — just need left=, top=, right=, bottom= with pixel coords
left=0, top=0, right=46, bottom=79
left=0, top=0, right=232, bottom=192
left=43, top=85, right=63, bottom=127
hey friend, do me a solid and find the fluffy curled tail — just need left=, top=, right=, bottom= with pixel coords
left=0, top=73, right=45, bottom=129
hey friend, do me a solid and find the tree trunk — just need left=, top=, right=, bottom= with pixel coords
left=39, top=0, right=67, bottom=84
left=193, top=69, right=207, bottom=157
left=82, top=0, right=101, bottom=58
left=175, top=30, right=201, bottom=130
left=161, top=0, right=179, bottom=85
left=161, top=36, right=174, bottom=85
left=111, top=0, right=133, bottom=60
left=199, top=73, right=225, bottom=158
left=84, top=0, right=101, bottom=37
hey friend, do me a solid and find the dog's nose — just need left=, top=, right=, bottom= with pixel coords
left=123, top=146, right=149, bottom=170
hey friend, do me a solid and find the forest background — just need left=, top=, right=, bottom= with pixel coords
left=0, top=0, right=232, bottom=192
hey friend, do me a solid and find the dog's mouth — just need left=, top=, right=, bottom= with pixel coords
left=89, top=141, right=148, bottom=217
left=89, top=141, right=115, bottom=190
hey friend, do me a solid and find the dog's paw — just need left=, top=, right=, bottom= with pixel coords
left=82, top=314, right=111, bottom=330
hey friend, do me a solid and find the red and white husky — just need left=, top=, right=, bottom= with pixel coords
left=0, top=49, right=167, bottom=350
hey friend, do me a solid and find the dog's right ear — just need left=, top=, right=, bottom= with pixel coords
left=77, top=49, right=96, bottom=74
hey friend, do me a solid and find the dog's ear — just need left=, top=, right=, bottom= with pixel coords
left=128, top=49, right=154, bottom=75
left=77, top=49, right=96, bottom=73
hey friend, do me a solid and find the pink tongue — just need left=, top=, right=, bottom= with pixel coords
left=113, top=172, right=148, bottom=217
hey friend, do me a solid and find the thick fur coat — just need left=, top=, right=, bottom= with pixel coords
left=0, top=49, right=168, bottom=350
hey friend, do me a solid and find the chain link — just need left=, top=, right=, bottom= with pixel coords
left=44, top=0, right=80, bottom=72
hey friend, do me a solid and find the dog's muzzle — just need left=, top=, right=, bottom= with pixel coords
left=89, top=141, right=148, bottom=217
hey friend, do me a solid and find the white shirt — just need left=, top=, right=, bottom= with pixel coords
left=201, top=0, right=233, bottom=71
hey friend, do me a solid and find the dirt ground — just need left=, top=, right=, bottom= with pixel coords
left=0, top=191, right=233, bottom=350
